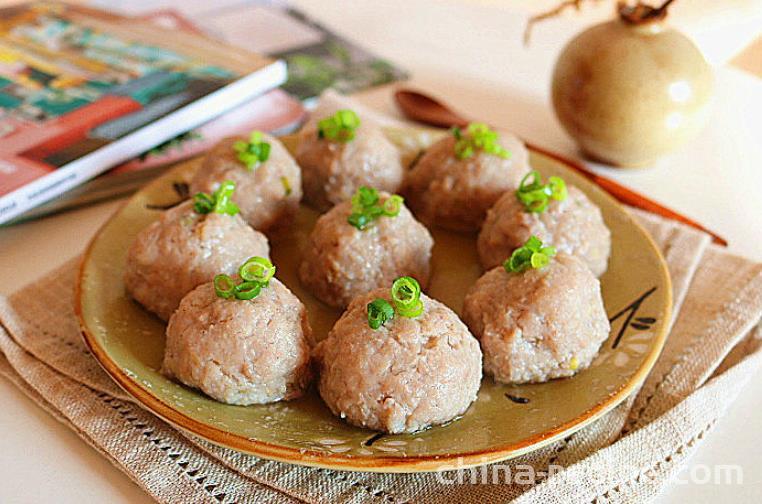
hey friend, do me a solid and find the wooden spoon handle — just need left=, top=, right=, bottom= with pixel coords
left=527, top=143, right=728, bottom=246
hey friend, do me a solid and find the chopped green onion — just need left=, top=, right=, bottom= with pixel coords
left=214, top=257, right=275, bottom=301
left=530, top=251, right=550, bottom=269
left=193, top=180, right=240, bottom=216
left=347, top=212, right=370, bottom=230
left=233, top=131, right=271, bottom=170
left=451, top=123, right=511, bottom=160
left=391, top=276, right=420, bottom=304
left=239, top=256, right=275, bottom=285
left=382, top=195, right=403, bottom=216
left=317, top=109, right=361, bottom=143
left=548, top=176, right=567, bottom=200
left=214, top=274, right=236, bottom=299
left=367, top=298, right=395, bottom=329
left=347, top=186, right=404, bottom=230
left=351, top=186, right=379, bottom=211
left=507, top=247, right=533, bottom=272
left=391, top=276, right=424, bottom=318
left=504, top=235, right=556, bottom=273
left=396, top=299, right=423, bottom=318
left=212, top=180, right=239, bottom=215
left=280, top=176, right=292, bottom=196
left=234, top=281, right=262, bottom=300
left=369, top=277, right=425, bottom=326
left=193, top=192, right=214, bottom=214
left=516, top=171, right=567, bottom=214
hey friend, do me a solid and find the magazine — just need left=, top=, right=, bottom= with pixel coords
left=93, top=0, right=409, bottom=102
left=0, top=2, right=286, bottom=224
left=12, top=88, right=306, bottom=223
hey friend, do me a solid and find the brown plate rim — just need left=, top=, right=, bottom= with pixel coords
left=76, top=145, right=673, bottom=473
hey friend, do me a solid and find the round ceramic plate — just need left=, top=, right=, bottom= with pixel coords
left=77, top=129, right=671, bottom=473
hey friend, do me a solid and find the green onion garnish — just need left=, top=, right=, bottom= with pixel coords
left=193, top=192, right=214, bottom=214
left=382, top=195, right=403, bottom=216
left=353, top=185, right=378, bottom=208
left=317, top=109, right=360, bottom=143
left=213, top=256, right=276, bottom=301
left=233, top=131, right=271, bottom=170
left=504, top=236, right=556, bottom=273
left=214, top=274, right=236, bottom=299
left=280, top=176, right=292, bottom=196
left=367, top=298, right=395, bottom=329
left=238, top=256, right=275, bottom=285
left=347, top=186, right=404, bottom=230
left=234, top=281, right=262, bottom=300
left=515, top=170, right=567, bottom=213
left=212, top=180, right=238, bottom=214
left=193, top=180, right=240, bottom=216
left=451, top=123, right=511, bottom=160
left=391, top=276, right=424, bottom=318
left=367, top=277, right=425, bottom=329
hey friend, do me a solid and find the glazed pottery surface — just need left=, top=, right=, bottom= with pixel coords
left=78, top=128, right=671, bottom=472
left=552, top=20, right=714, bottom=167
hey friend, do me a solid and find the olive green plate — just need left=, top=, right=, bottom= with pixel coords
left=77, top=130, right=671, bottom=473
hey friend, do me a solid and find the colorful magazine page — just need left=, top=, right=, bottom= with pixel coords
left=272, top=7, right=408, bottom=101
left=92, top=0, right=408, bottom=101
left=0, top=2, right=285, bottom=224
left=110, top=9, right=307, bottom=176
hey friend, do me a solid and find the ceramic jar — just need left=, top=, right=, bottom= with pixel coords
left=552, top=19, right=714, bottom=167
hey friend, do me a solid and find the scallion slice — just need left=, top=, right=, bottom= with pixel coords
left=214, top=274, right=236, bottom=299
left=193, top=192, right=214, bottom=214
left=382, top=195, right=403, bottom=217
left=233, top=131, right=271, bottom=170
left=281, top=176, right=292, bottom=196
left=213, top=256, right=275, bottom=301
left=234, top=281, right=262, bottom=300
left=212, top=180, right=239, bottom=215
left=239, top=256, right=275, bottom=285
left=452, top=122, right=511, bottom=160
left=516, top=171, right=567, bottom=214
left=347, top=186, right=404, bottom=230
left=317, top=109, right=361, bottom=143
left=193, top=180, right=240, bottom=216
left=504, top=236, right=556, bottom=273
left=367, top=298, right=395, bottom=329
left=391, top=276, right=424, bottom=318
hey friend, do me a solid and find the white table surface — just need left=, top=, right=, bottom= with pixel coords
left=1, top=1, right=762, bottom=502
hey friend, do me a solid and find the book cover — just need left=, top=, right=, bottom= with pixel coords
left=0, top=2, right=286, bottom=224
left=9, top=88, right=307, bottom=224
left=273, top=7, right=408, bottom=102
left=92, top=1, right=409, bottom=101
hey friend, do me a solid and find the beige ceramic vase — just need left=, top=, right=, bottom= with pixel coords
left=551, top=3, right=714, bottom=167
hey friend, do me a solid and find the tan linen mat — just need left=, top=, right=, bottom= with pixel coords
left=1, top=209, right=760, bottom=503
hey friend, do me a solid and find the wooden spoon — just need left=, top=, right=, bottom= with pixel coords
left=394, top=89, right=727, bottom=246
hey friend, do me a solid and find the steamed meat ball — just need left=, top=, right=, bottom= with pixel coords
left=299, top=189, right=433, bottom=308
left=478, top=182, right=611, bottom=276
left=314, top=287, right=482, bottom=433
left=296, top=110, right=403, bottom=211
left=124, top=200, right=269, bottom=321
left=462, top=253, right=610, bottom=384
left=405, top=124, right=531, bottom=232
left=163, top=278, right=312, bottom=405
left=191, top=133, right=302, bottom=232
